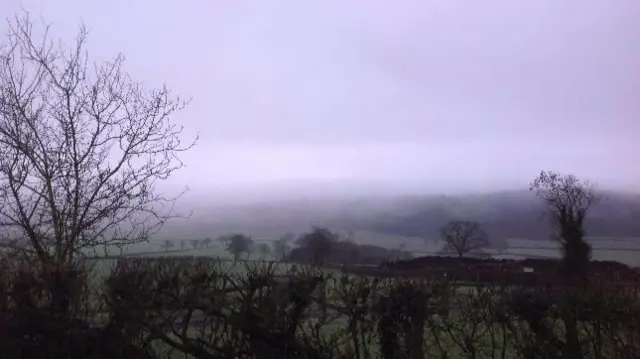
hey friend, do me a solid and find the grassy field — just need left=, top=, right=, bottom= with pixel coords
left=505, top=237, right=640, bottom=266
left=84, top=233, right=640, bottom=302
left=104, top=231, right=640, bottom=267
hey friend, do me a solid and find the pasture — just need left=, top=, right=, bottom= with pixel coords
left=83, top=230, right=640, bottom=311
left=115, top=231, right=640, bottom=267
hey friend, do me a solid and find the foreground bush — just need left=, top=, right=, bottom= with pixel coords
left=0, top=254, right=639, bottom=359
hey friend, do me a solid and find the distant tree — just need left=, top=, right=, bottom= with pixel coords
left=257, top=243, right=271, bottom=258
left=440, top=220, right=490, bottom=257
left=530, top=171, right=597, bottom=278
left=226, top=234, right=253, bottom=262
left=161, top=240, right=174, bottom=253
left=190, top=239, right=199, bottom=250
left=272, top=238, right=292, bottom=261
left=296, top=227, right=339, bottom=265
left=202, top=238, right=212, bottom=248
left=180, top=240, right=186, bottom=251
left=530, top=171, right=598, bottom=359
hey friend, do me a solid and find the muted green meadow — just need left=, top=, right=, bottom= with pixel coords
left=83, top=232, right=640, bottom=289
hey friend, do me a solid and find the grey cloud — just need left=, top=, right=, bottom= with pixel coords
left=3, top=0, right=639, bottom=196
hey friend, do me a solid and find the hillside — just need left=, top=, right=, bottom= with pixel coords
left=158, top=190, right=640, bottom=241
left=364, top=191, right=640, bottom=240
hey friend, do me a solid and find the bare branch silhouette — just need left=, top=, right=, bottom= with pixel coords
left=0, top=13, right=196, bottom=265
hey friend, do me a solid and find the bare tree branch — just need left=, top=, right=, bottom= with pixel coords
left=530, top=170, right=597, bottom=277
left=0, top=12, right=196, bottom=265
left=440, top=220, right=490, bottom=257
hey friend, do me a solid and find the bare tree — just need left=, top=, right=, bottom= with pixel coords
left=226, top=234, right=253, bottom=262
left=530, top=171, right=598, bottom=359
left=0, top=14, right=195, bottom=266
left=180, top=239, right=185, bottom=251
left=272, top=237, right=292, bottom=262
left=530, top=170, right=597, bottom=276
left=296, top=227, right=338, bottom=265
left=440, top=220, right=489, bottom=257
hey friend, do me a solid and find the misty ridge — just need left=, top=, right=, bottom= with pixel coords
left=162, top=188, right=640, bottom=241
left=0, top=1, right=638, bottom=358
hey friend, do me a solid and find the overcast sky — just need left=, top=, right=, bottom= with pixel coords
left=4, top=1, right=640, bottom=198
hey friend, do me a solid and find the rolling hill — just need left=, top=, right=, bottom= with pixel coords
left=363, top=190, right=640, bottom=240
left=158, top=190, right=640, bottom=242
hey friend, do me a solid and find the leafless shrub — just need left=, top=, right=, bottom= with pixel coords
left=0, top=251, right=638, bottom=359
left=331, top=274, right=380, bottom=359
left=0, top=252, right=158, bottom=359
left=438, top=286, right=498, bottom=359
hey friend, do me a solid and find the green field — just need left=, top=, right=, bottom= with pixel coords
left=83, top=231, right=640, bottom=304
left=117, top=231, right=640, bottom=267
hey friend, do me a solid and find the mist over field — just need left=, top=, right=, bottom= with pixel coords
left=160, top=189, right=640, bottom=238
left=3, top=1, right=637, bottom=268
left=1, top=1, right=640, bottom=358
left=1, top=1, right=637, bottom=256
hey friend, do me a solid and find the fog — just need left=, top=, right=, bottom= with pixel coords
left=5, top=1, right=640, bottom=203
